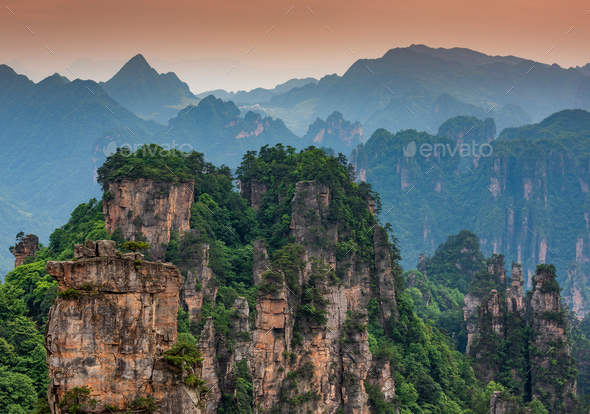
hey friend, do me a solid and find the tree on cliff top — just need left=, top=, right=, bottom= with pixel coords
left=97, top=144, right=220, bottom=191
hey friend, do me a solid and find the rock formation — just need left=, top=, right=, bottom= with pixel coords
left=248, top=180, right=395, bottom=413
left=239, top=179, right=268, bottom=211
left=489, top=391, right=519, bottom=414
left=49, top=169, right=401, bottom=413
left=45, top=239, right=204, bottom=414
left=529, top=265, right=577, bottom=412
left=12, top=233, right=39, bottom=267
left=304, top=111, right=363, bottom=150
left=464, top=258, right=576, bottom=412
left=103, top=178, right=193, bottom=261
left=177, top=234, right=217, bottom=323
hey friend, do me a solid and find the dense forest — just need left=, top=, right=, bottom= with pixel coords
left=352, top=110, right=590, bottom=316
left=1, top=144, right=589, bottom=413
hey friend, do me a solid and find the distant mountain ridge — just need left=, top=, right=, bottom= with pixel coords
left=197, top=77, right=318, bottom=104
left=101, top=54, right=199, bottom=124
left=154, top=95, right=301, bottom=167
left=266, top=45, right=589, bottom=136
left=0, top=65, right=159, bottom=275
left=352, top=109, right=590, bottom=319
left=1, top=45, right=589, bottom=276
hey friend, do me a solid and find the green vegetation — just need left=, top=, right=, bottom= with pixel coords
left=4, top=142, right=589, bottom=413
left=127, top=396, right=157, bottom=414
left=121, top=241, right=149, bottom=252
left=353, top=112, right=590, bottom=305
left=163, top=340, right=204, bottom=371
left=57, top=386, right=98, bottom=414
left=97, top=145, right=202, bottom=187
left=57, top=289, right=80, bottom=300
left=218, top=360, right=253, bottom=414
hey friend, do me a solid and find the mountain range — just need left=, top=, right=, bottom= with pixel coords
left=0, top=46, right=589, bottom=276
left=352, top=109, right=590, bottom=319
left=100, top=54, right=200, bottom=124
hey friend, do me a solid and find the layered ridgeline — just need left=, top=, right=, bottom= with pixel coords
left=2, top=144, right=562, bottom=413
left=408, top=231, right=584, bottom=413
left=3, top=44, right=588, bottom=276
left=100, top=54, right=200, bottom=124
left=353, top=109, right=590, bottom=318
left=0, top=64, right=159, bottom=276
left=152, top=95, right=301, bottom=168
left=0, top=61, right=303, bottom=276
left=264, top=44, right=589, bottom=135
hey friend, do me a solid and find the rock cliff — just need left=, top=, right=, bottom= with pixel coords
left=103, top=178, right=193, bottom=261
left=45, top=239, right=204, bottom=413
left=12, top=233, right=39, bottom=267
left=303, top=111, right=363, bottom=151
left=465, top=259, right=576, bottom=412
left=248, top=180, right=395, bottom=413
left=239, top=179, right=268, bottom=211
left=529, top=265, right=577, bottom=412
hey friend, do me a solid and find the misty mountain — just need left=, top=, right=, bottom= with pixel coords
left=500, top=108, right=590, bottom=140
left=577, top=64, right=590, bottom=77
left=406, top=44, right=526, bottom=66
left=153, top=95, right=301, bottom=167
left=0, top=65, right=159, bottom=275
left=352, top=109, right=590, bottom=316
left=101, top=54, right=199, bottom=124
left=197, top=77, right=318, bottom=104
left=267, top=45, right=588, bottom=135
left=302, top=111, right=363, bottom=155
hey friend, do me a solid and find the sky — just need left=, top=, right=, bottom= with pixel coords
left=1, top=0, right=589, bottom=92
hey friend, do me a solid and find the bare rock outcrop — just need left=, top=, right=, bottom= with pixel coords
left=253, top=239, right=270, bottom=285
left=178, top=239, right=217, bottom=322
left=239, top=179, right=268, bottom=211
left=506, top=263, right=525, bottom=314
left=45, top=239, right=203, bottom=414
left=490, top=391, right=520, bottom=414
left=249, top=180, right=394, bottom=413
left=465, top=258, right=576, bottom=412
left=529, top=266, right=576, bottom=412
left=103, top=179, right=193, bottom=261
left=12, top=233, right=39, bottom=267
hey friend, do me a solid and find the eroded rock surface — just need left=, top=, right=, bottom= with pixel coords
left=103, top=178, right=193, bottom=261
left=12, top=233, right=39, bottom=267
left=45, top=239, right=202, bottom=414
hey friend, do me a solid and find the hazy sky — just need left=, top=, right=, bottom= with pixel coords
left=2, top=0, right=589, bottom=92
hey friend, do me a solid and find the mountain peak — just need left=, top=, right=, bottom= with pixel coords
left=118, top=54, right=153, bottom=74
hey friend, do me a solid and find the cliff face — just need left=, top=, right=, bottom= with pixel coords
left=304, top=111, right=363, bottom=151
left=465, top=260, right=576, bottom=412
left=489, top=391, right=519, bottom=414
left=52, top=169, right=400, bottom=413
left=177, top=235, right=217, bottom=323
left=249, top=180, right=395, bottom=413
left=45, top=240, right=203, bottom=414
left=464, top=257, right=514, bottom=355
left=103, top=179, right=193, bottom=261
left=12, top=233, right=39, bottom=267
left=529, top=266, right=577, bottom=412
left=239, top=179, right=268, bottom=211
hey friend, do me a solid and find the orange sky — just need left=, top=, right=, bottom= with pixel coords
left=1, top=0, right=589, bottom=91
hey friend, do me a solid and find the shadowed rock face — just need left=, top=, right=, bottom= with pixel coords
left=489, top=391, right=519, bottom=414
left=465, top=259, right=576, bottom=413
left=12, top=233, right=39, bottom=267
left=45, top=240, right=203, bottom=414
left=529, top=267, right=577, bottom=411
left=103, top=178, right=193, bottom=261
left=248, top=180, right=396, bottom=414
left=239, top=179, right=268, bottom=211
